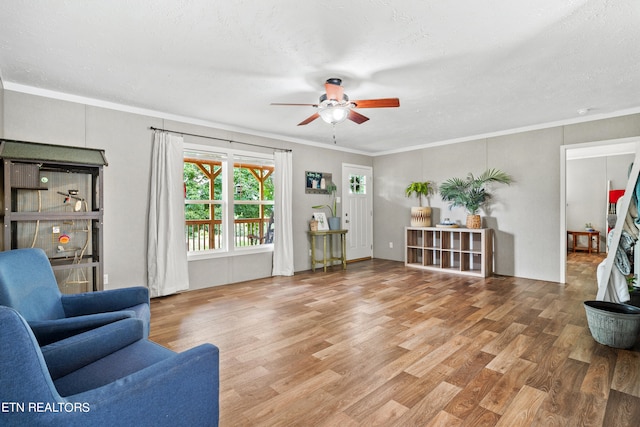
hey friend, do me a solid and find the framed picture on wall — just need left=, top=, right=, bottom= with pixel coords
left=313, top=212, right=329, bottom=230
left=306, top=171, right=332, bottom=194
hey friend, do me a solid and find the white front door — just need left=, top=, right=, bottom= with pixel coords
left=342, top=164, right=373, bottom=261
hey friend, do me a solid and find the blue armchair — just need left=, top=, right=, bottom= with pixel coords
left=0, top=305, right=219, bottom=426
left=0, top=248, right=150, bottom=345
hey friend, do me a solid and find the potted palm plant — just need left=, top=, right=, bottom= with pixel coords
left=405, top=181, right=435, bottom=227
left=312, top=183, right=341, bottom=229
left=439, top=168, right=512, bottom=229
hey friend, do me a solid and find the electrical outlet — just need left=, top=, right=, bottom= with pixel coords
left=389, top=242, right=393, bottom=248
left=309, top=249, right=312, bottom=256
left=104, top=274, right=108, bottom=285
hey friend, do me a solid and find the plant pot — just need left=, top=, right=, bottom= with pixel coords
left=466, top=214, right=481, bottom=229
left=629, top=289, right=640, bottom=308
left=584, top=300, right=640, bottom=349
left=328, top=217, right=341, bottom=230
left=410, top=207, right=432, bottom=227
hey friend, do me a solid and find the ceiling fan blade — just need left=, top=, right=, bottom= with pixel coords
left=351, top=98, right=400, bottom=108
left=325, top=82, right=344, bottom=101
left=348, top=110, right=370, bottom=124
left=271, top=103, right=319, bottom=107
left=298, top=113, right=320, bottom=126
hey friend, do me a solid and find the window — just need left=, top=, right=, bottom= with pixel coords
left=184, top=150, right=225, bottom=252
left=184, top=147, right=274, bottom=255
left=233, top=154, right=274, bottom=248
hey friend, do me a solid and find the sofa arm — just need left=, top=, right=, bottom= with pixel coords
left=67, top=344, right=220, bottom=427
left=61, top=286, right=149, bottom=317
left=41, top=318, right=144, bottom=380
left=29, top=311, right=134, bottom=346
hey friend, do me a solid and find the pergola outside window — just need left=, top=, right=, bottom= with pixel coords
left=184, top=150, right=274, bottom=253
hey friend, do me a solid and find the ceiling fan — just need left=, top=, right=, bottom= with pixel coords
left=271, top=78, right=400, bottom=126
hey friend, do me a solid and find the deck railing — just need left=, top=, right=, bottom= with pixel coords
left=186, top=218, right=271, bottom=251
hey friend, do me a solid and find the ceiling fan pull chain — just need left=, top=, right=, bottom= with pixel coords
left=332, top=124, right=337, bottom=144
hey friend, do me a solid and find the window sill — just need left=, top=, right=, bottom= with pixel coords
left=187, top=245, right=273, bottom=261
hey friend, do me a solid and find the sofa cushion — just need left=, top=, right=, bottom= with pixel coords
left=54, top=339, right=175, bottom=396
left=42, top=318, right=144, bottom=380
left=0, top=248, right=65, bottom=320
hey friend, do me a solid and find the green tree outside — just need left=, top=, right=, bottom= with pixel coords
left=184, top=162, right=274, bottom=248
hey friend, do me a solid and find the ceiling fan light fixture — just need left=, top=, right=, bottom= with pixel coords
left=271, top=78, right=399, bottom=127
left=319, top=106, right=350, bottom=124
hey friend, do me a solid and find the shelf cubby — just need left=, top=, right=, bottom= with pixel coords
left=405, top=227, right=493, bottom=277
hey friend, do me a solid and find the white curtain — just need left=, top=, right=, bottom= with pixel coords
left=147, top=131, right=190, bottom=297
left=272, top=151, right=294, bottom=276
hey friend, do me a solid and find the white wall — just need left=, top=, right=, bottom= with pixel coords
left=3, top=85, right=640, bottom=286
left=373, top=115, right=640, bottom=282
left=2, top=90, right=371, bottom=290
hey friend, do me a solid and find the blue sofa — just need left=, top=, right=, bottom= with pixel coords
left=0, top=248, right=150, bottom=345
left=0, top=305, right=219, bottom=426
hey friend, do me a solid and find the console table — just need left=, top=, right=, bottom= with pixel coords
left=567, top=230, right=600, bottom=253
left=308, top=229, right=348, bottom=272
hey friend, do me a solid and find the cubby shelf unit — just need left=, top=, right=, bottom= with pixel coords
left=405, top=227, right=493, bottom=277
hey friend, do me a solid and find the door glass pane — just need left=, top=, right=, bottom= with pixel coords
left=349, top=174, right=366, bottom=194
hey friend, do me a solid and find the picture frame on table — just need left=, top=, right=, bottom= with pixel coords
left=313, top=212, right=329, bottom=230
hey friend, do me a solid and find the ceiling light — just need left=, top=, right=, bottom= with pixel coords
left=319, top=106, right=350, bottom=124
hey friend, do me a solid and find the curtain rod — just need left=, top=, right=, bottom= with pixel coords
left=149, top=126, right=292, bottom=152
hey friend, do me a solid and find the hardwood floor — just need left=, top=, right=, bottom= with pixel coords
left=149, top=253, right=640, bottom=426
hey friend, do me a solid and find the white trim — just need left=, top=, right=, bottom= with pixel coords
left=234, top=200, right=274, bottom=205
left=373, top=107, right=640, bottom=157
left=565, top=138, right=637, bottom=160
left=6, top=81, right=640, bottom=157
left=187, top=244, right=273, bottom=261
left=560, top=146, right=567, bottom=284
left=4, top=82, right=370, bottom=155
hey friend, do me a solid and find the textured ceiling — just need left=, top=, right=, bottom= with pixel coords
left=0, top=0, right=639, bottom=154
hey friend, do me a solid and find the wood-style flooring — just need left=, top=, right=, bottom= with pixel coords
left=149, top=253, right=640, bottom=426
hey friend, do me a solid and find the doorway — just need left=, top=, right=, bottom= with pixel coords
left=561, top=137, right=639, bottom=283
left=341, top=163, right=373, bottom=261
